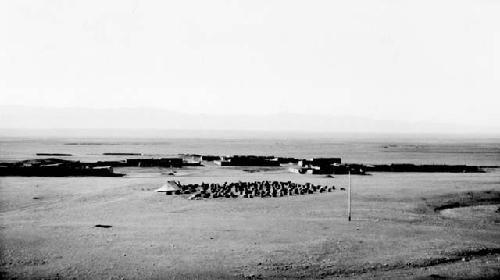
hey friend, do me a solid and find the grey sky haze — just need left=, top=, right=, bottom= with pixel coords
left=1, top=0, right=499, bottom=134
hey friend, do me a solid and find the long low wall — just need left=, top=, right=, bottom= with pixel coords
left=365, top=164, right=484, bottom=173
left=0, top=166, right=124, bottom=177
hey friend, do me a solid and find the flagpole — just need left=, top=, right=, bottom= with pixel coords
left=348, top=169, right=351, bottom=221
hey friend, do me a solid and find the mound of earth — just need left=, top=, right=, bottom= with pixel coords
left=440, top=204, right=500, bottom=222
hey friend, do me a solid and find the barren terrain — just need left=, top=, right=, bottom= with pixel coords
left=1, top=166, right=499, bottom=279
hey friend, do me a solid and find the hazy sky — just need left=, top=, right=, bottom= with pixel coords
left=1, top=0, right=499, bottom=131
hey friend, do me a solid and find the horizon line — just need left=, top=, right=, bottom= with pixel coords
left=1, top=128, right=499, bottom=140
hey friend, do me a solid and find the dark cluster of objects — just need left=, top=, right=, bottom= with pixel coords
left=36, top=153, right=72, bottom=156
left=0, top=158, right=124, bottom=177
left=126, top=158, right=185, bottom=167
left=293, top=157, right=365, bottom=175
left=173, top=181, right=341, bottom=199
left=94, top=224, right=112, bottom=228
left=102, top=152, right=142, bottom=156
left=201, top=155, right=221, bottom=161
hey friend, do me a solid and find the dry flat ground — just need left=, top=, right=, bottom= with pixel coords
left=1, top=166, right=499, bottom=280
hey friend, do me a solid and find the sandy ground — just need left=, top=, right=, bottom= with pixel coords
left=1, top=166, right=499, bottom=279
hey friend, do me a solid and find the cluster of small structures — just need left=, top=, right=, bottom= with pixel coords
left=181, top=154, right=299, bottom=165
left=89, top=155, right=346, bottom=170
left=156, top=180, right=341, bottom=199
left=215, top=155, right=280, bottom=166
left=289, top=157, right=364, bottom=175
left=0, top=153, right=489, bottom=177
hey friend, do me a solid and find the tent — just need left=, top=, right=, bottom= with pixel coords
left=155, top=181, right=181, bottom=195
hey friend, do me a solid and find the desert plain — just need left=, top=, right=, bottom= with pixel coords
left=1, top=165, right=499, bottom=279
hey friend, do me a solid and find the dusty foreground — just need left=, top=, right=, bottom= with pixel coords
left=1, top=167, right=499, bottom=279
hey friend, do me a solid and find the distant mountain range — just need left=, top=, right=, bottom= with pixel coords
left=0, top=106, right=498, bottom=138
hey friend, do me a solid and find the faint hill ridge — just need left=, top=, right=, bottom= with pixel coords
left=0, top=105, right=498, bottom=137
